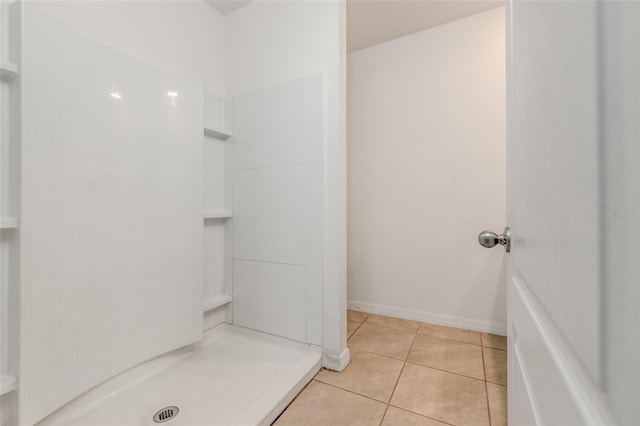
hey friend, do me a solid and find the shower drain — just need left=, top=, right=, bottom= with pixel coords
left=153, top=406, right=179, bottom=423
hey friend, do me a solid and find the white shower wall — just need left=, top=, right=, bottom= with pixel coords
left=1, top=1, right=347, bottom=424
left=34, top=1, right=225, bottom=95
left=19, top=4, right=205, bottom=424
left=33, top=0, right=232, bottom=334
left=232, top=74, right=324, bottom=345
left=225, top=0, right=348, bottom=368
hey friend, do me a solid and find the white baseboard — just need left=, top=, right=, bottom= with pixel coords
left=347, top=300, right=507, bottom=336
left=322, top=347, right=351, bottom=372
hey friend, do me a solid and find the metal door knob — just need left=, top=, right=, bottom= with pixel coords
left=478, top=227, right=511, bottom=253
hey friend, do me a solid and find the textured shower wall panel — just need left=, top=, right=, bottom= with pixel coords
left=19, top=5, right=203, bottom=424
left=233, top=74, right=324, bottom=345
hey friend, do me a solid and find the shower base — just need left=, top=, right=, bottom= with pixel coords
left=37, top=324, right=322, bottom=426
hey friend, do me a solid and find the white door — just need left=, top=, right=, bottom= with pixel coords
left=506, top=1, right=639, bottom=425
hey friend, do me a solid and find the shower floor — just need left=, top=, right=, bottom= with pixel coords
left=38, top=324, right=322, bottom=426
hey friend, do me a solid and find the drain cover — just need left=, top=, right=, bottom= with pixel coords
left=153, top=406, right=179, bottom=423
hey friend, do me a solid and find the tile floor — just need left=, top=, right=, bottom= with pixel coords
left=274, top=311, right=507, bottom=426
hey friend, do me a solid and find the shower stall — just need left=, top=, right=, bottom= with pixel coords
left=0, top=1, right=348, bottom=424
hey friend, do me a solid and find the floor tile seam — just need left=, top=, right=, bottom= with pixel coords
left=349, top=311, right=370, bottom=323
left=486, top=382, right=506, bottom=389
left=272, top=378, right=315, bottom=424
left=363, top=316, right=421, bottom=333
left=481, top=339, right=493, bottom=426
left=360, top=318, right=486, bottom=345
left=311, top=379, right=391, bottom=406
left=356, top=322, right=420, bottom=335
left=415, top=332, right=483, bottom=348
left=312, top=375, right=391, bottom=404
left=379, top=326, right=419, bottom=426
left=482, top=345, right=507, bottom=352
left=382, top=326, right=418, bottom=426
left=346, top=346, right=409, bottom=362
left=348, top=319, right=366, bottom=339
left=378, top=402, right=391, bottom=426
left=403, top=361, right=488, bottom=383
left=387, top=403, right=456, bottom=426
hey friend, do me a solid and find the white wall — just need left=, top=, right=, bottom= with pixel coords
left=347, top=7, right=507, bottom=333
left=226, top=0, right=349, bottom=370
left=225, top=0, right=339, bottom=96
left=34, top=1, right=225, bottom=95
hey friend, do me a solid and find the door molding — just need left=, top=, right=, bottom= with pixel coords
left=510, top=273, right=615, bottom=425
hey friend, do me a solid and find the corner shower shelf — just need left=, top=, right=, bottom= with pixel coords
left=0, top=375, right=16, bottom=395
left=203, top=294, right=232, bottom=313
left=0, top=62, right=18, bottom=80
left=204, top=126, right=232, bottom=140
left=0, top=217, right=18, bottom=229
left=204, top=211, right=232, bottom=220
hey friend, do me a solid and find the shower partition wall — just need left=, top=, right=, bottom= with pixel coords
left=0, top=1, right=347, bottom=425
left=18, top=4, right=204, bottom=424
left=0, top=1, right=21, bottom=425
left=232, top=74, right=324, bottom=345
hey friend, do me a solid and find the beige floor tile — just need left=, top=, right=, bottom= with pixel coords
left=407, top=334, right=485, bottom=380
left=275, top=380, right=386, bottom=426
left=348, top=310, right=369, bottom=323
left=347, top=320, right=361, bottom=339
left=487, top=382, right=507, bottom=426
left=382, top=406, right=448, bottom=426
left=390, top=363, right=489, bottom=426
left=481, top=333, right=507, bottom=351
left=418, top=322, right=481, bottom=345
left=364, top=314, right=420, bottom=332
left=348, top=324, right=415, bottom=360
left=483, top=347, right=507, bottom=385
left=315, top=348, right=404, bottom=402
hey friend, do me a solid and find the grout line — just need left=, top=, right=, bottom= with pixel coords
left=345, top=346, right=404, bottom=362
left=352, top=321, right=419, bottom=336
left=416, top=332, right=484, bottom=348
left=386, top=404, right=455, bottom=426
left=481, top=344, right=493, bottom=426
left=402, top=361, right=486, bottom=383
left=347, top=318, right=366, bottom=340
left=311, top=379, right=390, bottom=406
left=378, top=322, right=420, bottom=426
left=348, top=340, right=489, bottom=382
left=480, top=333, right=509, bottom=352
left=271, top=378, right=315, bottom=424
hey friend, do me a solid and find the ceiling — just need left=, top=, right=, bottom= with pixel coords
left=205, top=0, right=504, bottom=52
left=348, top=0, right=504, bottom=52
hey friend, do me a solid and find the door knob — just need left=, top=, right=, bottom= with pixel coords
left=478, top=227, right=511, bottom=253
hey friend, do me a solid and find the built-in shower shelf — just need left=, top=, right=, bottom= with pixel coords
left=204, top=211, right=232, bottom=220
left=203, top=294, right=232, bottom=313
left=0, top=217, right=18, bottom=229
left=0, top=62, right=18, bottom=80
left=0, top=375, right=16, bottom=395
left=204, top=126, right=232, bottom=140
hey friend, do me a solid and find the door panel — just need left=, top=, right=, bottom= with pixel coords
left=599, top=2, right=640, bottom=424
left=509, top=0, right=600, bottom=382
left=508, top=0, right=640, bottom=424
